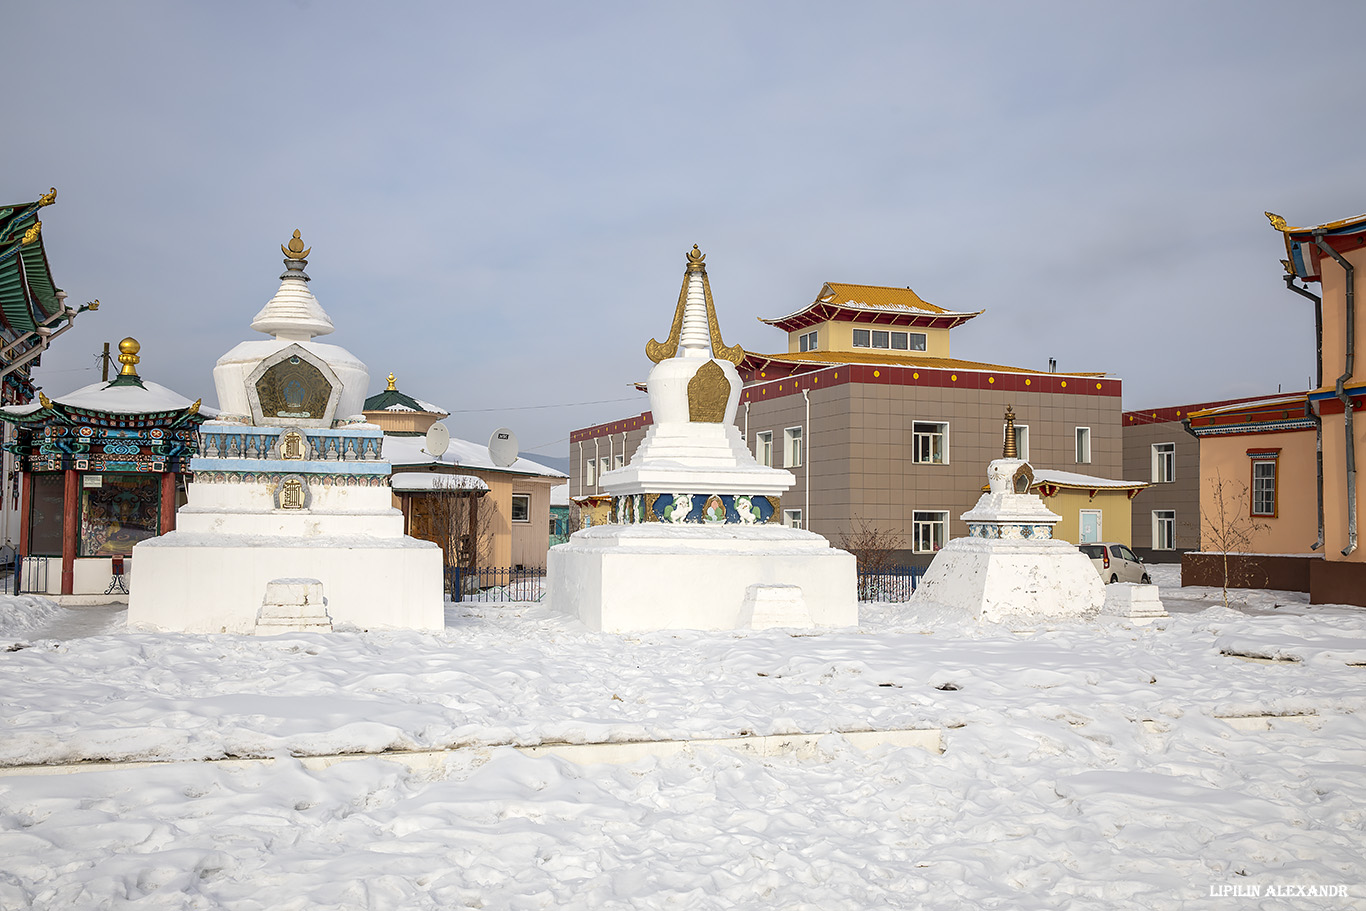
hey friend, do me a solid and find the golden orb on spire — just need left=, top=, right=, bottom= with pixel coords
left=387, top=372, right=397, bottom=391
left=685, top=244, right=706, bottom=272
left=118, top=337, right=141, bottom=376
left=281, top=229, right=311, bottom=261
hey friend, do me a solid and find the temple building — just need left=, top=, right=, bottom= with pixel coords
left=572, top=279, right=1133, bottom=566
left=362, top=374, right=565, bottom=571
left=0, top=338, right=205, bottom=597
left=0, top=188, right=99, bottom=549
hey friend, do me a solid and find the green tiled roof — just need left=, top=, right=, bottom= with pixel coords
left=0, top=192, right=66, bottom=336
left=364, top=387, right=435, bottom=413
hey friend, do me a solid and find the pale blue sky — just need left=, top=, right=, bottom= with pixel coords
left=11, top=1, right=1363, bottom=462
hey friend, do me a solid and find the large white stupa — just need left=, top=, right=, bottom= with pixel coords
left=128, top=232, right=443, bottom=633
left=909, top=407, right=1104, bottom=622
left=548, top=246, right=856, bottom=632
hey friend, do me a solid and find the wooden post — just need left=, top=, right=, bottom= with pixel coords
left=17, top=472, right=31, bottom=556
left=468, top=494, right=479, bottom=572
left=160, top=472, right=176, bottom=535
left=61, top=468, right=78, bottom=595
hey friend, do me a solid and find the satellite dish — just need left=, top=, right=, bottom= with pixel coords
left=424, top=422, right=450, bottom=458
left=488, top=427, right=519, bottom=468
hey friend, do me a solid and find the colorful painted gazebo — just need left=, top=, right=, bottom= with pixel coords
left=0, top=338, right=205, bottom=596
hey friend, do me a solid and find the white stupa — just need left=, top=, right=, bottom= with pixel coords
left=128, top=231, right=443, bottom=633
left=909, top=407, right=1104, bottom=621
left=548, top=246, right=856, bottom=632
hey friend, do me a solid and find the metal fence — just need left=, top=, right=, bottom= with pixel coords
left=446, top=566, right=547, bottom=603
left=856, top=566, right=923, bottom=603
left=11, top=555, right=49, bottom=596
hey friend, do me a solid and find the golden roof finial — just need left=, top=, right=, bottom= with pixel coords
left=21, top=221, right=41, bottom=244
left=685, top=244, right=706, bottom=273
left=281, top=229, right=311, bottom=261
left=1265, top=212, right=1288, bottom=232
left=1003, top=405, right=1018, bottom=459
left=37, top=188, right=57, bottom=207
left=38, top=391, right=52, bottom=409
left=387, top=372, right=397, bottom=391
left=118, top=337, right=141, bottom=377
left=188, top=398, right=201, bottom=415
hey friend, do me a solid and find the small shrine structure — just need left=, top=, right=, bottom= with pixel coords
left=0, top=338, right=203, bottom=597
left=910, top=407, right=1105, bottom=621
left=548, top=246, right=856, bottom=632
left=128, top=232, right=442, bottom=633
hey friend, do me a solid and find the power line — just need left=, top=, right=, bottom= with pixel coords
left=446, top=395, right=642, bottom=415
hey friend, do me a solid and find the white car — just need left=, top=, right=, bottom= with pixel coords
left=1078, top=542, right=1150, bottom=584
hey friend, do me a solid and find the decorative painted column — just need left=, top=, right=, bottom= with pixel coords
left=61, top=468, right=78, bottom=595
left=160, top=472, right=177, bottom=535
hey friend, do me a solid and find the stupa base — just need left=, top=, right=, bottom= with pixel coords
left=910, top=537, right=1104, bottom=622
left=129, top=532, right=444, bottom=634
left=547, top=524, right=857, bottom=633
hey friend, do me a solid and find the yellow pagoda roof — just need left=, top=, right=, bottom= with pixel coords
left=741, top=349, right=1106, bottom=376
left=759, top=282, right=983, bottom=331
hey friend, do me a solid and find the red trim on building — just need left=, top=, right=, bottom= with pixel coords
left=1123, top=394, right=1278, bottom=427
left=570, top=411, right=653, bottom=445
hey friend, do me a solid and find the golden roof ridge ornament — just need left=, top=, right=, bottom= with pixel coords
left=281, top=229, right=311, bottom=261
left=38, top=391, right=52, bottom=409
left=118, top=337, right=141, bottom=376
left=1265, top=211, right=1288, bottom=233
left=387, top=372, right=397, bottom=391
left=645, top=245, right=744, bottom=366
left=38, top=188, right=57, bottom=207
left=21, top=221, right=41, bottom=244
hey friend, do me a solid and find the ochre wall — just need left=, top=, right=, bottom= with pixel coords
left=788, top=320, right=952, bottom=358
left=1037, top=488, right=1134, bottom=547
left=1314, top=244, right=1366, bottom=564
left=1197, top=428, right=1318, bottom=556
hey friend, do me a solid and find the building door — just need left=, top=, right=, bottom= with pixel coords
left=1079, top=510, right=1102, bottom=544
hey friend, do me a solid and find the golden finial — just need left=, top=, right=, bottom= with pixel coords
left=188, top=399, right=201, bottom=415
left=281, top=229, right=311, bottom=261
left=1003, top=405, right=1018, bottom=459
left=1281, top=258, right=1297, bottom=276
left=37, top=188, right=57, bottom=207
left=685, top=244, right=706, bottom=273
left=387, top=372, right=397, bottom=391
left=117, top=337, right=141, bottom=376
left=21, top=221, right=41, bottom=244
left=1265, top=212, right=1288, bottom=232
left=38, top=392, right=52, bottom=409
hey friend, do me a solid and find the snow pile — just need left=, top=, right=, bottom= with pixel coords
left=0, top=594, right=64, bottom=640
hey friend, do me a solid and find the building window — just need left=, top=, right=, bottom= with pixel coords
left=913, top=422, right=948, bottom=464
left=27, top=472, right=66, bottom=556
left=613, top=453, right=625, bottom=470
left=1152, top=443, right=1175, bottom=483
left=511, top=493, right=531, bottom=523
left=798, top=330, right=817, bottom=352
left=585, top=459, right=596, bottom=487
left=852, top=329, right=926, bottom=351
left=1076, top=427, right=1091, bottom=464
left=755, top=430, right=773, bottom=467
left=912, top=510, right=949, bottom=553
left=1009, top=425, right=1029, bottom=461
left=784, top=427, right=803, bottom=468
left=80, top=473, right=161, bottom=556
left=599, top=457, right=610, bottom=481
left=1251, top=459, right=1277, bottom=517
left=783, top=508, right=803, bottom=529
left=1153, top=510, right=1176, bottom=550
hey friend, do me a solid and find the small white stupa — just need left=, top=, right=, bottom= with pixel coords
left=910, top=406, right=1104, bottom=622
left=128, top=231, right=443, bottom=633
left=548, top=246, right=856, bottom=632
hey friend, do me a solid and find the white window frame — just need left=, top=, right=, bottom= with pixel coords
left=912, top=421, right=949, bottom=464
left=755, top=430, right=773, bottom=468
left=784, top=426, right=803, bottom=468
left=1075, top=427, right=1091, bottom=464
left=798, top=330, right=817, bottom=352
left=599, top=457, right=611, bottom=481
left=783, top=508, right=803, bottom=529
left=584, top=459, right=596, bottom=487
left=1152, top=510, right=1176, bottom=550
left=613, top=453, right=625, bottom=470
left=852, top=328, right=871, bottom=348
left=1252, top=460, right=1277, bottom=517
left=1152, top=443, right=1175, bottom=483
left=851, top=329, right=926, bottom=351
left=510, top=493, right=531, bottom=523
left=912, top=510, right=949, bottom=553
left=1009, top=424, right=1029, bottom=461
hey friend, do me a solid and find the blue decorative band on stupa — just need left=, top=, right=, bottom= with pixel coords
left=610, top=493, right=781, bottom=525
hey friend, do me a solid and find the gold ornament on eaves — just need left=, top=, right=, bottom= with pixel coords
left=646, top=245, right=745, bottom=366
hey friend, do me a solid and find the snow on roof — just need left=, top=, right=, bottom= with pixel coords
left=1031, top=468, right=1147, bottom=490
left=382, top=433, right=566, bottom=479
left=550, top=483, right=570, bottom=507
left=390, top=472, right=489, bottom=493
left=4, top=379, right=217, bottom=416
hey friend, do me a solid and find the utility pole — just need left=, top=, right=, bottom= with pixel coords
left=99, top=342, right=111, bottom=382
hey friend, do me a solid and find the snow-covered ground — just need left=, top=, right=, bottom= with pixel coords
left=1, top=565, right=1363, bottom=909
